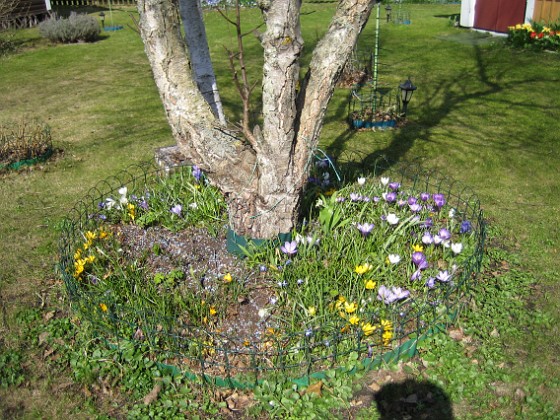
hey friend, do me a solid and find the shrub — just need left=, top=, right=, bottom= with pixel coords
left=0, top=120, right=52, bottom=168
left=0, top=32, right=18, bottom=57
left=39, top=12, right=100, bottom=44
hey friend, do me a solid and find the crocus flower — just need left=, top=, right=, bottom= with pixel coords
left=280, top=240, right=298, bottom=255
left=422, top=232, right=434, bottom=245
left=423, top=217, right=433, bottom=229
left=425, top=277, right=436, bottom=289
left=350, top=193, right=362, bottom=202
left=380, top=177, right=390, bottom=186
left=383, top=192, right=397, bottom=203
left=420, top=192, right=431, bottom=202
left=409, top=203, right=422, bottom=213
left=362, top=322, right=376, bottom=336
left=433, top=193, right=446, bottom=208
left=192, top=165, right=202, bottom=181
left=170, top=204, right=182, bottom=216
left=436, top=270, right=452, bottom=282
left=410, top=269, right=422, bottom=281
left=411, top=252, right=427, bottom=267
left=388, top=182, right=401, bottom=191
left=388, top=254, right=401, bottom=264
left=357, top=223, right=375, bottom=237
left=357, top=177, right=366, bottom=185
left=364, top=280, right=376, bottom=290
left=460, top=220, right=472, bottom=234
left=451, top=242, right=463, bottom=255
left=377, top=285, right=409, bottom=304
left=386, top=213, right=399, bottom=225
left=438, top=228, right=452, bottom=241
left=408, top=196, right=417, bottom=205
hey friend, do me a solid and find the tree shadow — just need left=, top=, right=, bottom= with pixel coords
left=372, top=379, right=455, bottom=420
left=326, top=43, right=558, bottom=176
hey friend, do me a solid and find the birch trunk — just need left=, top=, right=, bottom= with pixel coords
left=137, top=0, right=375, bottom=239
left=179, top=0, right=226, bottom=124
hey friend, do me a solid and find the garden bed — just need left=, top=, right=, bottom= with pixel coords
left=59, top=155, right=485, bottom=387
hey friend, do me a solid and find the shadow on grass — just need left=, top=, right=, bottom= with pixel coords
left=373, top=379, right=455, bottom=419
left=327, top=43, right=557, bottom=174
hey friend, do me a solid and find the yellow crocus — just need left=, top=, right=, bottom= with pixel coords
left=344, top=301, right=358, bottom=314
left=223, top=273, right=233, bottom=283
left=349, top=315, right=360, bottom=325
left=99, top=303, right=108, bottom=312
left=355, top=263, right=373, bottom=275
left=412, top=244, right=424, bottom=252
left=308, top=306, right=317, bottom=316
left=365, top=280, right=376, bottom=290
left=362, top=322, right=376, bottom=336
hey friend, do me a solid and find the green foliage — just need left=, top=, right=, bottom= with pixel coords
left=0, top=32, right=18, bottom=57
left=39, top=12, right=100, bottom=44
left=0, top=345, right=25, bottom=388
left=506, top=22, right=560, bottom=51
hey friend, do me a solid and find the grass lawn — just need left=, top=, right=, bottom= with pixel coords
left=1, top=3, right=559, bottom=418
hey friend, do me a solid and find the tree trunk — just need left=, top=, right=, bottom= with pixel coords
left=136, top=0, right=375, bottom=240
left=179, top=0, right=227, bottom=125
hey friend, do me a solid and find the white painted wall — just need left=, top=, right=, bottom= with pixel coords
left=460, top=0, right=475, bottom=28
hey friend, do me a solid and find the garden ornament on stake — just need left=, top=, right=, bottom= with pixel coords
left=399, top=77, right=417, bottom=116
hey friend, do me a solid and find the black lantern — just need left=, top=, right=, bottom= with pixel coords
left=399, top=78, right=417, bottom=115
left=385, top=5, right=392, bottom=22
left=99, top=11, right=105, bottom=29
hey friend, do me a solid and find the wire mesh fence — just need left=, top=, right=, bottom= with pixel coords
left=58, top=153, right=485, bottom=388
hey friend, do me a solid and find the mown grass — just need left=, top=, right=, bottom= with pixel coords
left=0, top=3, right=559, bottom=418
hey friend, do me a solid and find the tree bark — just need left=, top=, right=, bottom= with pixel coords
left=136, top=0, right=375, bottom=240
left=179, top=0, right=227, bottom=125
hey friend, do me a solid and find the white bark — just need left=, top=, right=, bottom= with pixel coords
left=179, top=0, right=227, bottom=125
left=137, top=0, right=375, bottom=239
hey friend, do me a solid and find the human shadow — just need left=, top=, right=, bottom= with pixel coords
left=373, top=378, right=455, bottom=420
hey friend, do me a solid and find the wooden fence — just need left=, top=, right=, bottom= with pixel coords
left=533, top=0, right=560, bottom=24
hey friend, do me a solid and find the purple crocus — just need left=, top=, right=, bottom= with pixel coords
left=350, top=193, right=362, bottom=202
left=408, top=196, right=417, bottom=205
left=192, top=165, right=202, bottom=182
left=384, top=192, right=397, bottom=203
left=409, top=203, right=422, bottom=213
left=423, top=217, right=433, bottom=229
left=438, top=228, right=452, bottom=241
left=436, top=270, right=452, bottom=283
left=170, top=204, right=183, bottom=216
left=388, top=182, right=401, bottom=191
left=433, top=193, right=446, bottom=209
left=357, top=223, right=375, bottom=237
left=460, top=220, right=472, bottom=234
left=420, top=192, right=431, bottom=202
left=280, top=240, right=298, bottom=256
left=377, top=285, right=410, bottom=304
left=410, top=269, right=422, bottom=281
left=411, top=252, right=428, bottom=268
left=421, top=232, right=433, bottom=245
left=425, top=277, right=436, bottom=289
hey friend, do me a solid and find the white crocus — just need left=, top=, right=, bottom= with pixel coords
left=380, top=177, right=390, bottom=186
left=357, top=177, right=366, bottom=185
left=388, top=254, right=401, bottom=264
left=386, top=213, right=400, bottom=225
left=451, top=242, right=463, bottom=255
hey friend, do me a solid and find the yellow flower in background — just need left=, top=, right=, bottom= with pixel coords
left=355, top=263, right=373, bottom=275
left=85, top=231, right=97, bottom=241
left=209, top=306, right=217, bottom=316
left=307, top=306, right=317, bottom=316
left=362, top=322, right=376, bottom=336
left=223, top=273, right=233, bottom=283
left=324, top=188, right=337, bottom=197
left=335, top=295, right=346, bottom=310
left=127, top=203, right=136, bottom=221
left=364, top=280, right=376, bottom=290
left=98, top=227, right=108, bottom=239
left=73, top=248, right=82, bottom=261
left=99, top=303, right=108, bottom=312
left=381, top=319, right=393, bottom=345
left=412, top=244, right=424, bottom=252
left=383, top=330, right=393, bottom=345
left=86, top=255, right=96, bottom=264
left=349, top=315, right=360, bottom=325
left=344, top=301, right=358, bottom=313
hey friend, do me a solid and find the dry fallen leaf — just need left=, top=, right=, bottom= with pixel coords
left=304, top=380, right=323, bottom=397
left=143, top=382, right=162, bottom=405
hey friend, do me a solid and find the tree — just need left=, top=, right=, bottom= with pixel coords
left=136, top=0, right=376, bottom=239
